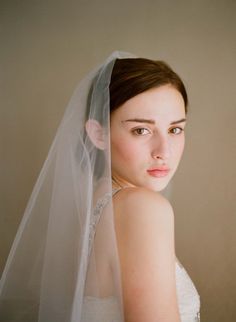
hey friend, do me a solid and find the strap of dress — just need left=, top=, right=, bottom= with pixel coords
left=112, top=187, right=122, bottom=196
left=88, top=188, right=123, bottom=253
left=88, top=192, right=111, bottom=252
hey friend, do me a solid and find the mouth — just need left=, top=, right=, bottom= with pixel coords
left=147, top=168, right=170, bottom=178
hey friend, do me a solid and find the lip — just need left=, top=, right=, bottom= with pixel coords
left=147, top=167, right=170, bottom=178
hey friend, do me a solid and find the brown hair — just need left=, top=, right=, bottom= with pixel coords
left=109, top=58, right=188, bottom=113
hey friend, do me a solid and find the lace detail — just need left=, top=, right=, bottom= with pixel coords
left=88, top=192, right=112, bottom=253
left=176, top=262, right=200, bottom=321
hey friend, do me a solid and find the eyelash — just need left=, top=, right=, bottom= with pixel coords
left=169, top=127, right=184, bottom=135
left=132, top=128, right=150, bottom=135
left=132, top=127, right=184, bottom=136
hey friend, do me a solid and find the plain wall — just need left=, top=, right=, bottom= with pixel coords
left=1, top=1, right=235, bottom=321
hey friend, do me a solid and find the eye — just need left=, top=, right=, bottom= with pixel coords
left=132, top=128, right=150, bottom=136
left=169, top=127, right=184, bottom=135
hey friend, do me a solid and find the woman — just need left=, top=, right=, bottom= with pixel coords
left=0, top=52, right=200, bottom=321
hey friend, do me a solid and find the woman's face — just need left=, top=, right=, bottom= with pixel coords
left=110, top=85, right=186, bottom=192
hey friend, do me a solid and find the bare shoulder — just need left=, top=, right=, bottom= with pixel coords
left=113, top=187, right=179, bottom=321
left=113, top=186, right=174, bottom=225
left=113, top=186, right=175, bottom=260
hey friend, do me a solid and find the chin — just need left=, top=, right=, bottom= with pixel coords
left=146, top=178, right=171, bottom=192
left=151, top=184, right=168, bottom=192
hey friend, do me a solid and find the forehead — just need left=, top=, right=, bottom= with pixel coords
left=111, top=85, right=186, bottom=122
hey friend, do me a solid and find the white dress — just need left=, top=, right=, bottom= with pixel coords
left=82, top=190, right=200, bottom=322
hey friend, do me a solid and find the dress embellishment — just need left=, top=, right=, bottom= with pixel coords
left=88, top=192, right=112, bottom=253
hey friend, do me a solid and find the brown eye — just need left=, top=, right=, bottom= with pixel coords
left=133, top=128, right=150, bottom=135
left=170, top=127, right=183, bottom=135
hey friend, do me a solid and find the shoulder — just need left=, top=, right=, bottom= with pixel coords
left=112, top=188, right=178, bottom=320
left=113, top=187, right=175, bottom=251
left=113, top=186, right=174, bottom=224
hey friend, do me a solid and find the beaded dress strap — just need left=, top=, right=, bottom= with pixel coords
left=88, top=188, right=124, bottom=253
left=88, top=192, right=112, bottom=253
left=112, top=187, right=122, bottom=196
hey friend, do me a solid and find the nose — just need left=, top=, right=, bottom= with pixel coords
left=151, top=134, right=170, bottom=161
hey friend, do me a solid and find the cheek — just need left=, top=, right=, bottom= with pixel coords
left=178, top=136, right=185, bottom=153
left=172, top=137, right=185, bottom=161
left=111, top=137, right=138, bottom=164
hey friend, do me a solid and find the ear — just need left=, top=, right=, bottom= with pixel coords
left=85, top=119, right=106, bottom=150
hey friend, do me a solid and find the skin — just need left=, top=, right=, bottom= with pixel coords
left=110, top=84, right=186, bottom=192
left=110, top=84, right=186, bottom=322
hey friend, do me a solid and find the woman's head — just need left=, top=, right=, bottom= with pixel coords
left=86, top=55, right=188, bottom=190
left=109, top=57, right=187, bottom=191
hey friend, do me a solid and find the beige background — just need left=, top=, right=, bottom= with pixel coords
left=1, top=1, right=235, bottom=321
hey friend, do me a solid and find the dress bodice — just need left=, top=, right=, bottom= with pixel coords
left=175, top=260, right=200, bottom=322
left=82, top=189, right=200, bottom=321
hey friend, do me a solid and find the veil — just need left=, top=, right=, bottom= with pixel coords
left=0, top=51, right=134, bottom=321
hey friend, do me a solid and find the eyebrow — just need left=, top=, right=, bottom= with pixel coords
left=122, top=118, right=187, bottom=125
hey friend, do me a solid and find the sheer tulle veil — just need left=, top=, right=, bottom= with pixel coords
left=0, top=51, right=135, bottom=321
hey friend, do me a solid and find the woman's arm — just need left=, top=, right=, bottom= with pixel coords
left=113, top=187, right=181, bottom=322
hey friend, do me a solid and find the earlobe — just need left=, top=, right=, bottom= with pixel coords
left=85, top=119, right=106, bottom=150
